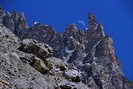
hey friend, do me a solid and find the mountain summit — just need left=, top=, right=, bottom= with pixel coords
left=0, top=8, right=133, bottom=89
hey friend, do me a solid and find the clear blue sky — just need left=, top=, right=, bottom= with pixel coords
left=1, top=0, right=133, bottom=81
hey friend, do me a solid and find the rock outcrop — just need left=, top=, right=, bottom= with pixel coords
left=0, top=8, right=133, bottom=89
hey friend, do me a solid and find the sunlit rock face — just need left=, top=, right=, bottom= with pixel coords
left=0, top=8, right=133, bottom=89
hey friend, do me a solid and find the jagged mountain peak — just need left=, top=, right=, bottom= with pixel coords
left=0, top=8, right=133, bottom=89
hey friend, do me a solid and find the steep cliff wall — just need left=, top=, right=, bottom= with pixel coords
left=0, top=7, right=133, bottom=89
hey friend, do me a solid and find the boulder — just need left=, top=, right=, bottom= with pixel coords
left=18, top=39, right=54, bottom=59
left=45, top=57, right=67, bottom=72
left=30, top=56, right=49, bottom=74
left=64, top=69, right=81, bottom=82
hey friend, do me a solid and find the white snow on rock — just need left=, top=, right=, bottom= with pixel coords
left=65, top=47, right=74, bottom=54
left=64, top=69, right=81, bottom=78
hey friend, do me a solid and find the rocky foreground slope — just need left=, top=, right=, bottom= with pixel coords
left=0, top=7, right=133, bottom=89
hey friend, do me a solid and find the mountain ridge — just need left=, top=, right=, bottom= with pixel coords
left=0, top=7, right=133, bottom=89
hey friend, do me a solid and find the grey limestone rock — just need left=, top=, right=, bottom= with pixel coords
left=0, top=8, right=133, bottom=89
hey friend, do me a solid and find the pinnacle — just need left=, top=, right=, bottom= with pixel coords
left=88, top=13, right=97, bottom=30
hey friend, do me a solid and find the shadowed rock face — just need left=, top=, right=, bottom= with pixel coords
left=0, top=8, right=133, bottom=89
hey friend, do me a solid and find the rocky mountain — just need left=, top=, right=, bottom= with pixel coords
left=0, top=7, right=133, bottom=89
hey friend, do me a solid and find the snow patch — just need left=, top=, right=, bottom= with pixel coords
left=65, top=47, right=74, bottom=53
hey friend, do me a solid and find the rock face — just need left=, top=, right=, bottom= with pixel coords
left=0, top=8, right=133, bottom=89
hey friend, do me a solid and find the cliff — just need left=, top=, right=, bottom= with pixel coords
left=0, top=7, right=133, bottom=89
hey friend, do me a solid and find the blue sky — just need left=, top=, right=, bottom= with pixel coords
left=0, top=0, right=133, bottom=81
